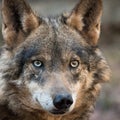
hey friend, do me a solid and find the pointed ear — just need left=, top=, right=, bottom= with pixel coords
left=2, top=0, right=40, bottom=49
left=66, top=0, right=102, bottom=46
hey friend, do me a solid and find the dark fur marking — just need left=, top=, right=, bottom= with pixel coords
left=33, top=74, right=46, bottom=86
left=3, top=47, right=38, bottom=81
left=72, top=45, right=90, bottom=64
left=0, top=104, right=18, bottom=120
left=11, top=7, right=22, bottom=32
left=15, top=46, right=38, bottom=64
left=83, top=3, right=96, bottom=30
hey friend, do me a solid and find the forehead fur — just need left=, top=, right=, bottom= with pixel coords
left=21, top=16, right=90, bottom=53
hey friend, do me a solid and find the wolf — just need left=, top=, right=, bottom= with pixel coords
left=0, top=0, right=111, bottom=120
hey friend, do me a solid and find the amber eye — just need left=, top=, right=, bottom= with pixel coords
left=70, top=60, right=79, bottom=68
left=33, top=60, right=43, bottom=68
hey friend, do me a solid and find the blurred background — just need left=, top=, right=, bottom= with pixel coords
left=0, top=0, right=120, bottom=120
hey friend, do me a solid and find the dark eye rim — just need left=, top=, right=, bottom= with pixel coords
left=32, top=60, right=43, bottom=68
left=70, top=60, right=80, bottom=68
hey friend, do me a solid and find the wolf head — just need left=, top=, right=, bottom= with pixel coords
left=1, top=0, right=110, bottom=118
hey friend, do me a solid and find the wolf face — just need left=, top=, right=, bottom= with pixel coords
left=0, top=0, right=111, bottom=119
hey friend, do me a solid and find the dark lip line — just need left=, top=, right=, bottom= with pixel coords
left=50, top=109, right=68, bottom=115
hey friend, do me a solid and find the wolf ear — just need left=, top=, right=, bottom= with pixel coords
left=2, top=0, right=40, bottom=49
left=66, top=0, right=102, bottom=46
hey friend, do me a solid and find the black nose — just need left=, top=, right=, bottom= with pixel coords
left=53, top=94, right=73, bottom=110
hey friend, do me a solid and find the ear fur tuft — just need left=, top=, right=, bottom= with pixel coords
left=66, top=0, right=103, bottom=46
left=2, top=0, right=40, bottom=49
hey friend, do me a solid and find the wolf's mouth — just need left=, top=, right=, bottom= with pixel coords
left=50, top=109, right=68, bottom=115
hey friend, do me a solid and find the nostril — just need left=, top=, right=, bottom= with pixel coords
left=53, top=94, right=73, bottom=110
left=66, top=95, right=73, bottom=108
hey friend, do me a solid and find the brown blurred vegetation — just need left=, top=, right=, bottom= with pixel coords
left=0, top=0, right=120, bottom=120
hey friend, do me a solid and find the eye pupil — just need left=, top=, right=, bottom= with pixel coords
left=70, top=60, right=79, bottom=68
left=33, top=60, right=42, bottom=68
